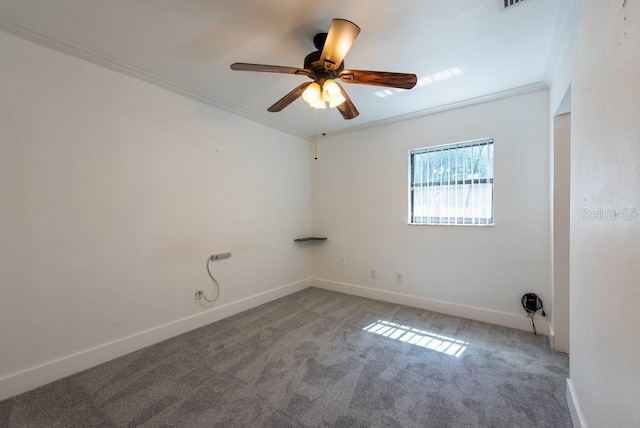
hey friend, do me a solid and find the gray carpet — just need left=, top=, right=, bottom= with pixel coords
left=0, top=287, right=572, bottom=427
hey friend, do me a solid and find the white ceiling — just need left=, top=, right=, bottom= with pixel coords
left=0, top=0, right=563, bottom=139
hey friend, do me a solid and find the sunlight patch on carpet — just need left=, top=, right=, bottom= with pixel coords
left=363, top=320, right=468, bottom=357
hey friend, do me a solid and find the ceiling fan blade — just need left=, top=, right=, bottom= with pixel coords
left=319, top=19, right=361, bottom=71
left=340, top=69, right=418, bottom=89
left=267, top=82, right=312, bottom=112
left=231, top=63, right=311, bottom=76
left=335, top=83, right=359, bottom=120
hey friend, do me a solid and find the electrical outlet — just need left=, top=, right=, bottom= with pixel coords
left=370, top=269, right=377, bottom=279
left=396, top=272, right=404, bottom=283
left=340, top=257, right=347, bottom=265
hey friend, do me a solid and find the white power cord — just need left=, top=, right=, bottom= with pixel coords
left=197, top=257, right=220, bottom=303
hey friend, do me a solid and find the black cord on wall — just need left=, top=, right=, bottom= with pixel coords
left=521, top=293, right=545, bottom=335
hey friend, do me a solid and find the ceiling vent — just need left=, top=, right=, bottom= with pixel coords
left=503, top=0, right=526, bottom=9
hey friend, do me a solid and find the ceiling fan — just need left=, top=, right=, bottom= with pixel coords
left=230, top=19, right=418, bottom=120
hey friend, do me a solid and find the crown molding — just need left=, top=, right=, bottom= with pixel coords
left=322, top=82, right=548, bottom=139
left=0, top=16, right=309, bottom=140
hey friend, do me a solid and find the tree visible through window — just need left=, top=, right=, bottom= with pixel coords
left=410, top=138, right=494, bottom=225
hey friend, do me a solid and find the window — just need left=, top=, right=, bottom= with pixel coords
left=409, top=138, right=494, bottom=225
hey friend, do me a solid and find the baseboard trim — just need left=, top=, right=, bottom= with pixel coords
left=312, top=278, right=550, bottom=335
left=0, top=278, right=311, bottom=401
left=566, top=378, right=587, bottom=428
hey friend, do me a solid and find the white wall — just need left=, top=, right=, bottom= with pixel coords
left=548, top=1, right=578, bottom=117
left=545, top=0, right=578, bottom=357
left=311, top=90, right=551, bottom=332
left=0, top=31, right=311, bottom=399
left=552, top=113, right=571, bottom=354
left=567, top=0, right=640, bottom=426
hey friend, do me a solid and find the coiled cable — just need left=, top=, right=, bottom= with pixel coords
left=521, top=293, right=545, bottom=335
left=200, top=257, right=220, bottom=303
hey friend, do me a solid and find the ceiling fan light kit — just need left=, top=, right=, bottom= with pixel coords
left=230, top=18, right=418, bottom=120
left=301, top=79, right=345, bottom=109
left=322, top=80, right=346, bottom=107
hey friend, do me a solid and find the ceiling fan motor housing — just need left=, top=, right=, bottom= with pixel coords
left=305, top=34, right=345, bottom=84
left=313, top=32, right=327, bottom=50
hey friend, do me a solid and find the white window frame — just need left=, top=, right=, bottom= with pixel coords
left=409, top=138, right=494, bottom=226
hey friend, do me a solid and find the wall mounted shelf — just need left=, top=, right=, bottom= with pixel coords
left=293, top=237, right=328, bottom=242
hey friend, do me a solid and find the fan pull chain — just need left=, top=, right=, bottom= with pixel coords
left=314, top=108, right=319, bottom=160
